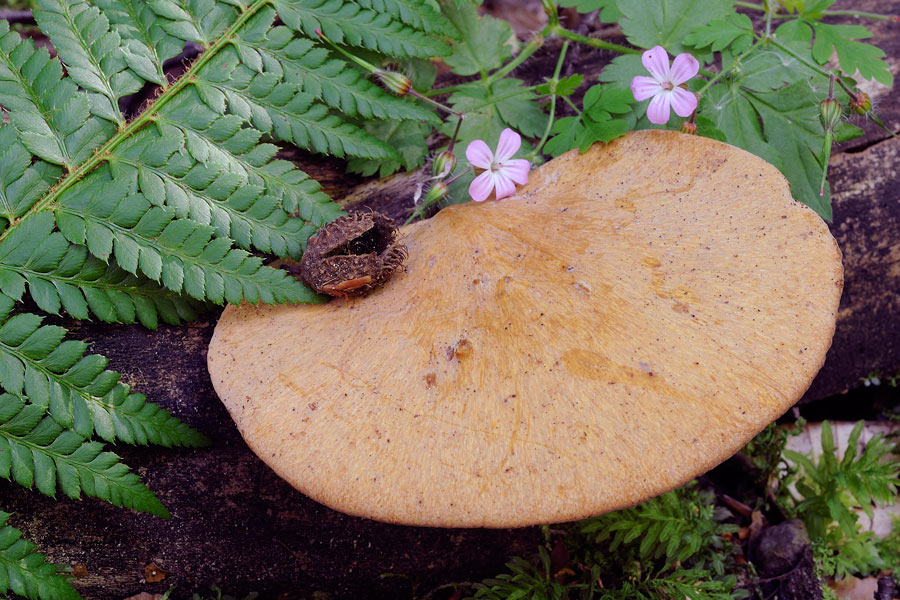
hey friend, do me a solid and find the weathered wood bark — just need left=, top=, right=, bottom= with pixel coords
left=6, top=1, right=900, bottom=599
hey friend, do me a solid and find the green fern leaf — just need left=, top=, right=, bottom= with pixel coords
left=109, top=108, right=319, bottom=258
left=0, top=511, right=81, bottom=600
left=237, top=9, right=439, bottom=123
left=34, top=0, right=143, bottom=124
left=0, top=211, right=202, bottom=328
left=150, top=0, right=239, bottom=47
left=0, top=21, right=113, bottom=169
left=52, top=175, right=319, bottom=305
left=95, top=0, right=186, bottom=86
left=355, top=0, right=458, bottom=36
left=0, top=394, right=170, bottom=517
left=156, top=92, right=339, bottom=225
left=196, top=47, right=400, bottom=160
left=272, top=0, right=450, bottom=58
left=0, top=310, right=208, bottom=447
left=0, top=126, right=62, bottom=229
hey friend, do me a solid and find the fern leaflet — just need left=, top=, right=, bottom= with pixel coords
left=0, top=395, right=170, bottom=517
left=0, top=512, right=80, bottom=600
left=0, top=309, right=208, bottom=446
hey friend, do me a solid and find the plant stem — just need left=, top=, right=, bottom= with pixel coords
left=764, top=36, right=853, bottom=94
left=529, top=40, right=569, bottom=160
left=735, top=1, right=899, bottom=20
left=695, top=42, right=759, bottom=97
left=486, top=34, right=546, bottom=85
left=551, top=25, right=639, bottom=54
left=2, top=0, right=270, bottom=240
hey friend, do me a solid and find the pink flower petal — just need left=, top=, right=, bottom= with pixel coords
left=631, top=76, right=661, bottom=102
left=494, top=128, right=522, bottom=162
left=465, top=139, right=494, bottom=169
left=493, top=173, right=517, bottom=200
left=641, top=46, right=670, bottom=82
left=669, top=53, right=700, bottom=85
left=468, top=170, right=495, bottom=202
left=499, top=159, right=530, bottom=185
left=646, top=92, right=673, bottom=125
left=670, top=86, right=698, bottom=117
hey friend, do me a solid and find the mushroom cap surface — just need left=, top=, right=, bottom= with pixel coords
left=208, top=130, right=842, bottom=527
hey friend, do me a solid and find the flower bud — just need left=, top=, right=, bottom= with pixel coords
left=431, top=150, right=457, bottom=179
left=849, top=92, right=872, bottom=116
left=375, top=69, right=411, bottom=97
left=680, top=121, right=697, bottom=135
left=819, top=97, right=843, bottom=133
left=421, top=181, right=449, bottom=206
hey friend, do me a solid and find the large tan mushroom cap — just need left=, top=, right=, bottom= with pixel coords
left=208, top=130, right=842, bottom=527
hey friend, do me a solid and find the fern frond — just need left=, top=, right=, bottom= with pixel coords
left=0, top=395, right=170, bottom=517
left=157, top=93, right=339, bottom=224
left=355, top=0, right=457, bottom=36
left=0, top=511, right=81, bottom=600
left=150, top=0, right=239, bottom=47
left=109, top=114, right=318, bottom=258
left=237, top=8, right=439, bottom=123
left=95, top=0, right=185, bottom=86
left=52, top=175, right=319, bottom=305
left=197, top=47, right=401, bottom=160
left=272, top=0, right=450, bottom=58
left=0, top=212, right=202, bottom=328
left=0, top=126, right=62, bottom=229
left=0, top=21, right=113, bottom=169
left=34, top=0, right=143, bottom=124
left=0, top=309, right=208, bottom=447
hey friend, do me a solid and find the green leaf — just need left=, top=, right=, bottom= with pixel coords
left=272, top=0, right=450, bottom=58
left=810, top=22, right=892, bottom=86
left=0, top=511, right=81, bottom=600
left=237, top=11, right=439, bottom=124
left=684, top=13, right=754, bottom=54
left=35, top=0, right=144, bottom=124
left=347, top=119, right=431, bottom=178
left=536, top=74, right=584, bottom=97
left=0, top=21, right=113, bottom=169
left=443, top=79, right=544, bottom=151
left=0, top=394, right=171, bottom=517
left=557, top=0, right=621, bottom=22
left=618, top=0, right=733, bottom=57
left=354, top=0, right=458, bottom=36
left=437, top=0, right=516, bottom=76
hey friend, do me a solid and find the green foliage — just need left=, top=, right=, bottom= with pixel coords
left=556, top=0, right=621, bottom=23
left=471, top=547, right=584, bottom=600
left=617, top=0, right=733, bottom=58
left=0, top=512, right=79, bottom=600
left=0, top=2, right=455, bottom=597
left=782, top=421, right=900, bottom=580
left=438, top=0, right=516, bottom=77
left=544, top=84, right=634, bottom=156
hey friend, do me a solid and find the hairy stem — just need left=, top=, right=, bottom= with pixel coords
left=736, top=1, right=899, bottom=21
left=529, top=40, right=569, bottom=160
left=551, top=24, right=638, bottom=54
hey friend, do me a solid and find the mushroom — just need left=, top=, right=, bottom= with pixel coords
left=207, top=130, right=842, bottom=527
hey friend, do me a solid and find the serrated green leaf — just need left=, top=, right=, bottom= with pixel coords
left=438, top=0, right=516, bottom=76
left=618, top=0, right=732, bottom=57
left=811, top=22, right=892, bottom=86
left=347, top=119, right=431, bottom=178
left=0, top=511, right=81, bottom=600
left=684, top=13, right=754, bottom=54
left=558, top=0, right=621, bottom=21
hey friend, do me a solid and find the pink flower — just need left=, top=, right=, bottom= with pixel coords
left=630, top=46, right=699, bottom=125
left=465, top=128, right=530, bottom=202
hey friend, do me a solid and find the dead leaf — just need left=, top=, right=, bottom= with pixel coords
left=123, top=593, right=163, bottom=600
left=828, top=575, right=879, bottom=600
left=143, top=561, right=167, bottom=583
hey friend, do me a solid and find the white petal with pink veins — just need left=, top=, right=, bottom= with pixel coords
left=631, top=76, right=662, bottom=102
left=641, top=46, right=671, bottom=82
left=465, top=139, right=494, bottom=169
left=501, top=159, right=531, bottom=185
left=647, top=93, right=673, bottom=125
left=670, top=53, right=700, bottom=85
left=468, top=171, right=495, bottom=202
left=670, top=87, right=698, bottom=117
left=494, top=128, right=522, bottom=162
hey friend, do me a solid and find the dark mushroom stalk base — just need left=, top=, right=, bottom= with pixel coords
left=208, top=130, right=842, bottom=528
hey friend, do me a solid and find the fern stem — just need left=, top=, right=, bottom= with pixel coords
left=0, top=0, right=272, bottom=244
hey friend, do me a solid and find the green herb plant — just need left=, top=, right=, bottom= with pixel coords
left=0, top=1, right=450, bottom=598
left=780, top=420, right=900, bottom=582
